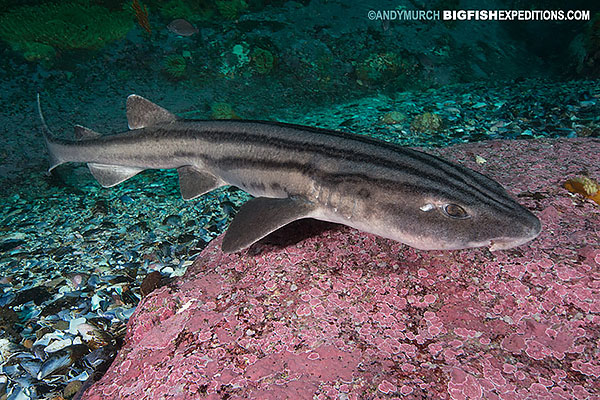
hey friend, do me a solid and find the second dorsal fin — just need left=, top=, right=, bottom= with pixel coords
left=126, top=94, right=177, bottom=129
left=74, top=124, right=100, bottom=140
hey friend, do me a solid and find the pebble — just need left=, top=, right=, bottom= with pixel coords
left=140, top=271, right=162, bottom=298
left=162, top=214, right=181, bottom=226
left=63, top=380, right=82, bottom=399
left=119, top=195, right=134, bottom=204
left=0, top=239, right=25, bottom=252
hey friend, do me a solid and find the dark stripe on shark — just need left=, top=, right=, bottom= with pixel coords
left=64, top=123, right=514, bottom=211
left=189, top=121, right=507, bottom=192
left=94, top=122, right=497, bottom=201
left=165, top=124, right=513, bottom=207
left=181, top=147, right=508, bottom=212
left=184, top=154, right=517, bottom=212
left=126, top=142, right=514, bottom=212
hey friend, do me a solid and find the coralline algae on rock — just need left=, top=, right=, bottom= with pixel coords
left=83, top=138, right=600, bottom=400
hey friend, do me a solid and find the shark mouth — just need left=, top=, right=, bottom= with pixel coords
left=488, top=237, right=532, bottom=251
left=465, top=236, right=535, bottom=252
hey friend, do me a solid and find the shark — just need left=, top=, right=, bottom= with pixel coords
left=38, top=94, right=541, bottom=253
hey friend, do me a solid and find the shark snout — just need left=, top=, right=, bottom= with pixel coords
left=488, top=211, right=542, bottom=251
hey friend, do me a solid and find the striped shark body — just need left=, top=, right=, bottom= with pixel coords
left=39, top=94, right=541, bottom=253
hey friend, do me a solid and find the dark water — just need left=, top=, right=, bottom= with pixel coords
left=0, top=0, right=599, bottom=398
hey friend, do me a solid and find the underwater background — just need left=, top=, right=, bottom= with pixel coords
left=0, top=0, right=599, bottom=399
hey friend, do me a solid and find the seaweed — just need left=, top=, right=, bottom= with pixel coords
left=163, top=54, right=187, bottom=79
left=132, top=0, right=151, bottom=35
left=215, top=0, right=248, bottom=20
left=211, top=102, right=239, bottom=119
left=0, top=0, right=133, bottom=62
left=252, top=47, right=274, bottom=74
left=410, top=112, right=444, bottom=134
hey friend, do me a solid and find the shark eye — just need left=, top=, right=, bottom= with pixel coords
left=442, top=203, right=470, bottom=219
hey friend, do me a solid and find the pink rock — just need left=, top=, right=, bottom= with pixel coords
left=82, top=138, right=600, bottom=399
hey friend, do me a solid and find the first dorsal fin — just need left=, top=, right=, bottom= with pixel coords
left=126, top=94, right=177, bottom=129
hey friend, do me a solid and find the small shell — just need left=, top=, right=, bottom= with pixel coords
left=5, top=385, right=33, bottom=400
left=38, top=351, right=71, bottom=380
left=45, top=338, right=73, bottom=353
left=76, top=323, right=114, bottom=349
left=83, top=346, right=117, bottom=369
left=0, top=338, right=19, bottom=362
left=19, top=358, right=41, bottom=378
left=34, top=331, right=66, bottom=347
left=68, top=317, right=88, bottom=335
left=37, top=345, right=87, bottom=380
left=0, top=374, right=7, bottom=394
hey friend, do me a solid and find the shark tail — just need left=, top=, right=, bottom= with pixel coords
left=37, top=94, right=63, bottom=172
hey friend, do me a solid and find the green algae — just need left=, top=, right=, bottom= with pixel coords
left=0, top=0, right=133, bottom=62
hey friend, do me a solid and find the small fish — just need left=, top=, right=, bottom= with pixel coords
left=38, top=95, right=541, bottom=253
left=167, top=19, right=198, bottom=37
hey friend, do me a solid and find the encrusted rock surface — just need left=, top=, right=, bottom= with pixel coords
left=83, top=138, right=600, bottom=399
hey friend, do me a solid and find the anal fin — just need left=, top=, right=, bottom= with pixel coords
left=178, top=166, right=221, bottom=200
left=221, top=197, right=316, bottom=253
left=88, top=163, right=144, bottom=187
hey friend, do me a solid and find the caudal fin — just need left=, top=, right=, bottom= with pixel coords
left=36, top=94, right=62, bottom=172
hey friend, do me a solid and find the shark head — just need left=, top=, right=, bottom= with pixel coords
left=370, top=164, right=542, bottom=252
left=405, top=196, right=541, bottom=251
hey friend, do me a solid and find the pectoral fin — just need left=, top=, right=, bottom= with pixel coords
left=87, top=163, right=144, bottom=187
left=222, top=197, right=316, bottom=253
left=178, top=166, right=221, bottom=200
